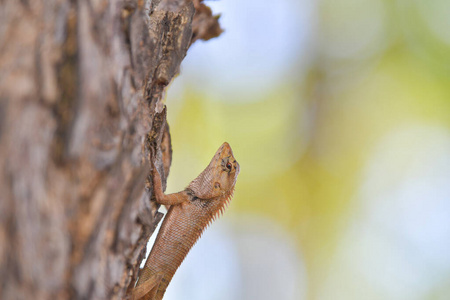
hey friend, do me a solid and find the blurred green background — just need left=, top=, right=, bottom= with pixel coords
left=153, top=0, right=450, bottom=299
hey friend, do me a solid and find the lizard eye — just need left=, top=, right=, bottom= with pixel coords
left=226, top=162, right=232, bottom=170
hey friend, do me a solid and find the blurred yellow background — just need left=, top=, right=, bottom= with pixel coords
left=153, top=0, right=450, bottom=299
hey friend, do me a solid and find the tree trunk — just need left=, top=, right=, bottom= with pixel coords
left=0, top=0, right=221, bottom=299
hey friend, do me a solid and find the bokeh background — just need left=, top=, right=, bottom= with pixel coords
left=147, top=0, right=450, bottom=299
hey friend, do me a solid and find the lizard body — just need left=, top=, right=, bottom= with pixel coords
left=132, top=142, right=240, bottom=300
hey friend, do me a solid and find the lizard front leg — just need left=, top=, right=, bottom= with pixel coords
left=152, top=160, right=188, bottom=206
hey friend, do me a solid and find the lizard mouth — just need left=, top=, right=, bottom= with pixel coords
left=235, top=160, right=240, bottom=175
left=219, top=142, right=240, bottom=183
left=219, top=142, right=237, bottom=163
left=220, top=142, right=232, bottom=155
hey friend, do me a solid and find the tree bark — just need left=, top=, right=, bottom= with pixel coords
left=0, top=0, right=221, bottom=299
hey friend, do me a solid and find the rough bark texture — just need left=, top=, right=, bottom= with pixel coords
left=0, top=0, right=222, bottom=299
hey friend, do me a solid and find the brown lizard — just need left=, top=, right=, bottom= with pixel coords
left=131, top=142, right=240, bottom=300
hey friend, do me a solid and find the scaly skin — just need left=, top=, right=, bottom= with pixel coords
left=132, top=142, right=240, bottom=300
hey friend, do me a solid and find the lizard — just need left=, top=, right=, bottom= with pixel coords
left=131, top=142, right=240, bottom=300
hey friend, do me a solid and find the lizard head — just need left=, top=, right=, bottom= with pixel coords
left=188, top=142, right=240, bottom=199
